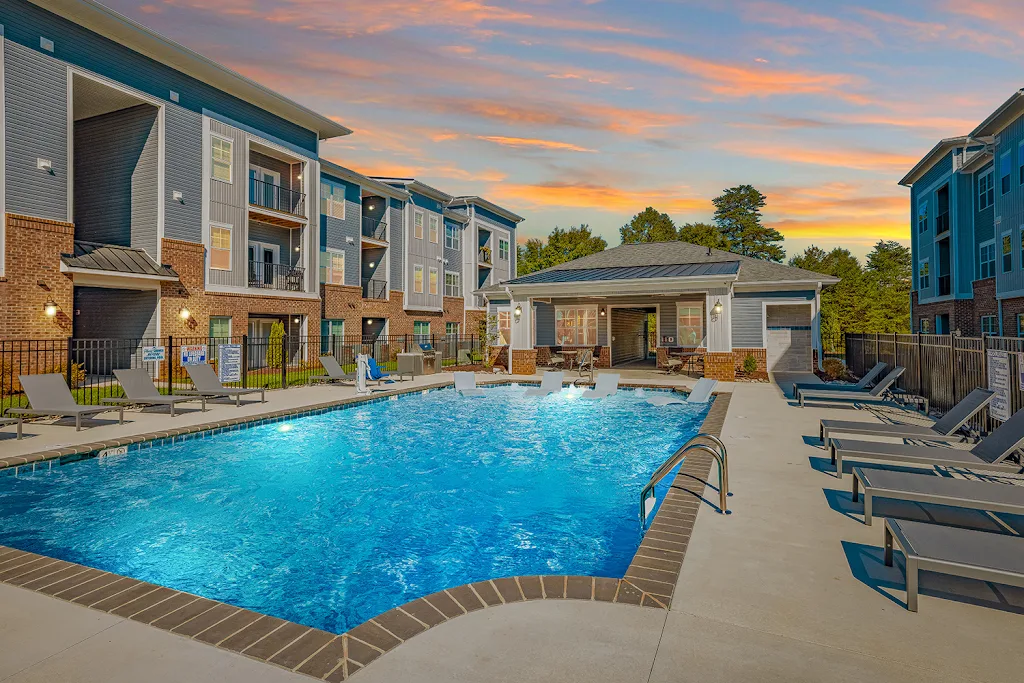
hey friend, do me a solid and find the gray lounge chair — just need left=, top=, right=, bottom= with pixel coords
left=829, top=405, right=1024, bottom=479
left=310, top=356, right=356, bottom=385
left=647, top=378, right=718, bottom=406
left=181, top=364, right=266, bottom=406
left=820, top=388, right=994, bottom=445
left=582, top=373, right=619, bottom=399
left=524, top=371, right=564, bottom=397
left=852, top=466, right=1024, bottom=526
left=5, top=374, right=124, bottom=432
left=454, top=372, right=485, bottom=397
left=884, top=518, right=1024, bottom=611
left=103, top=368, right=206, bottom=416
left=792, top=361, right=886, bottom=399
left=0, top=417, right=23, bottom=439
left=797, top=367, right=905, bottom=407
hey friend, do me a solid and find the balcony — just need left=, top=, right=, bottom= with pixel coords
left=361, top=216, right=387, bottom=242
left=362, top=279, right=387, bottom=299
left=478, top=247, right=493, bottom=266
left=248, top=261, right=305, bottom=292
left=249, top=178, right=306, bottom=219
left=937, top=274, right=951, bottom=297
left=935, top=212, right=950, bottom=235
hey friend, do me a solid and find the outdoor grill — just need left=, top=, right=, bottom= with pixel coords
left=418, top=343, right=439, bottom=374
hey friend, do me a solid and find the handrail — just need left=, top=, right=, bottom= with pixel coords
left=639, top=433, right=729, bottom=524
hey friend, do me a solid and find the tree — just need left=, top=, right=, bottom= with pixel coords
left=677, top=221, right=730, bottom=250
left=265, top=321, right=286, bottom=369
left=864, top=240, right=911, bottom=333
left=516, top=224, right=607, bottom=276
left=712, top=185, right=784, bottom=262
left=619, top=207, right=677, bottom=244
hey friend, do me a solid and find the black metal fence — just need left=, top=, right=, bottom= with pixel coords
left=0, top=335, right=484, bottom=409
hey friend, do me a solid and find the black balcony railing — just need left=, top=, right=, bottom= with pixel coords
left=937, top=274, right=951, bottom=296
left=362, top=279, right=387, bottom=299
left=935, top=212, right=950, bottom=235
left=249, top=177, right=306, bottom=217
left=248, top=260, right=305, bottom=291
left=361, top=216, right=387, bottom=241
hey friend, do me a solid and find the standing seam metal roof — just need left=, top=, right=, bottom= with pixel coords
left=507, top=261, right=739, bottom=285
left=61, top=242, right=179, bottom=278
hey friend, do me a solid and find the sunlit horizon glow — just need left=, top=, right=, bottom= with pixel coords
left=111, top=0, right=1021, bottom=261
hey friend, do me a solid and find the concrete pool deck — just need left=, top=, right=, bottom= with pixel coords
left=1, top=372, right=1022, bottom=681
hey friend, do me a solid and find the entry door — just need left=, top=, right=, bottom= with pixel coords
left=249, top=166, right=282, bottom=210
left=248, top=243, right=278, bottom=286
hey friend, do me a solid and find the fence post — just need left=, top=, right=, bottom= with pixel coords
left=167, top=335, right=174, bottom=395
left=949, top=334, right=956, bottom=405
left=892, top=332, right=898, bottom=372
left=241, top=334, right=249, bottom=389
left=65, top=337, right=73, bottom=389
left=280, top=334, right=288, bottom=390
left=861, top=333, right=866, bottom=374
left=916, top=333, right=923, bottom=395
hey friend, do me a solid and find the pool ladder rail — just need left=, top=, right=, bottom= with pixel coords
left=640, top=433, right=729, bottom=525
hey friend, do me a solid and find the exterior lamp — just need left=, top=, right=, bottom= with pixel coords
left=293, top=316, right=300, bottom=324
left=368, top=204, right=375, bottom=211
left=600, top=308, right=606, bottom=317
left=366, top=319, right=373, bottom=324
left=514, top=305, right=522, bottom=320
left=712, top=300, right=723, bottom=315
left=43, top=299, right=59, bottom=317
left=179, top=307, right=191, bottom=320
left=369, top=261, right=376, bottom=268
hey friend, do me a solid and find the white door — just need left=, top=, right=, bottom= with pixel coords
left=766, top=304, right=812, bottom=372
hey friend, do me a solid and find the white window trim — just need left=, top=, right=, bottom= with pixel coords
left=979, top=238, right=996, bottom=279
left=554, top=305, right=599, bottom=346
left=429, top=215, right=439, bottom=244
left=209, top=316, right=232, bottom=338
left=917, top=199, right=928, bottom=233
left=446, top=321, right=460, bottom=335
left=979, top=168, right=994, bottom=210
left=211, top=133, right=233, bottom=184
left=675, top=301, right=706, bottom=347
left=210, top=222, right=233, bottom=271
left=413, top=321, right=431, bottom=337
left=413, top=263, right=424, bottom=293
left=445, top=224, right=461, bottom=250
left=414, top=210, right=424, bottom=239
left=428, top=266, right=439, bottom=295
left=444, top=270, right=461, bottom=297
left=326, top=247, right=345, bottom=285
left=498, top=238, right=510, bottom=260
left=321, top=180, right=346, bottom=220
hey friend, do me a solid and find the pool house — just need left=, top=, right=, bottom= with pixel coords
left=477, top=241, right=839, bottom=379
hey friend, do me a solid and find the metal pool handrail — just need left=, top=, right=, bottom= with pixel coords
left=639, top=433, right=729, bottom=523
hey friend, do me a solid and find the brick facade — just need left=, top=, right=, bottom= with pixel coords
left=511, top=349, right=537, bottom=375
left=0, top=214, right=75, bottom=340
left=703, top=352, right=736, bottom=381
left=911, top=279, right=1001, bottom=336
left=732, top=348, right=766, bottom=373
left=1001, top=295, right=1024, bottom=336
left=320, top=286, right=468, bottom=338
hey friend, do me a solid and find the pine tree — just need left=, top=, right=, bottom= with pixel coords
left=712, top=185, right=784, bottom=262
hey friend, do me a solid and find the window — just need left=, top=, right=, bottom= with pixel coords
left=1001, top=151, right=1012, bottom=195
left=1019, top=142, right=1024, bottom=185
left=979, top=240, right=996, bottom=279
left=916, top=200, right=928, bottom=234
left=1003, top=232, right=1013, bottom=272
left=428, top=267, right=438, bottom=295
left=413, top=264, right=424, bottom=293
left=979, top=169, right=994, bottom=210
left=1018, top=313, right=1024, bottom=337
left=444, top=271, right=461, bottom=297
left=935, top=314, right=949, bottom=335
left=445, top=224, right=461, bottom=249
left=326, top=248, right=345, bottom=285
left=919, top=318, right=931, bottom=333
left=211, top=136, right=232, bottom=183
left=981, top=315, right=999, bottom=335
left=209, top=316, right=231, bottom=339
left=446, top=322, right=460, bottom=336
left=321, top=319, right=344, bottom=337
left=677, top=305, right=703, bottom=346
left=413, top=321, right=430, bottom=342
left=554, top=307, right=597, bottom=345
left=498, top=238, right=509, bottom=260
left=210, top=224, right=232, bottom=270
left=497, top=311, right=512, bottom=345
left=320, top=181, right=345, bottom=219
left=414, top=211, right=424, bottom=239
left=429, top=215, right=439, bottom=243
left=918, top=260, right=930, bottom=290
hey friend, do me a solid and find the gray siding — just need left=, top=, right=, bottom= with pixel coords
left=209, top=119, right=247, bottom=286
left=73, top=104, right=159, bottom=256
left=249, top=221, right=298, bottom=268
left=443, top=218, right=463, bottom=287
left=389, top=200, right=404, bottom=290
left=534, top=301, right=555, bottom=345
left=250, top=150, right=294, bottom=192
left=5, top=40, right=68, bottom=220
left=164, top=105, right=203, bottom=242
left=732, top=298, right=764, bottom=348
left=321, top=213, right=359, bottom=287
left=406, top=204, right=443, bottom=310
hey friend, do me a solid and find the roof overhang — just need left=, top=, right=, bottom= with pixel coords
left=898, top=136, right=970, bottom=187
left=449, top=196, right=525, bottom=223
left=971, top=89, right=1024, bottom=138
left=479, top=274, right=739, bottom=299
left=443, top=208, right=469, bottom=223
left=372, top=178, right=453, bottom=203
left=60, top=264, right=178, bottom=289
left=960, top=146, right=995, bottom=174
left=320, top=160, right=410, bottom=200
left=35, top=0, right=352, bottom=140
left=733, top=278, right=838, bottom=291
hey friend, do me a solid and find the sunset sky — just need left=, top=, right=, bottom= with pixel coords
left=108, top=0, right=1024, bottom=260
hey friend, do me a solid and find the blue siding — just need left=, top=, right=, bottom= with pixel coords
left=474, top=204, right=517, bottom=230
left=955, top=170, right=974, bottom=296
left=993, top=113, right=1024, bottom=296
left=911, top=151, right=953, bottom=303
left=0, top=0, right=319, bottom=155
left=408, top=190, right=442, bottom=214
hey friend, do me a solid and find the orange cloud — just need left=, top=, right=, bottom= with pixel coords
left=489, top=182, right=709, bottom=213
left=743, top=2, right=880, bottom=44
left=475, top=136, right=597, bottom=153
left=767, top=218, right=907, bottom=242
left=718, top=140, right=919, bottom=173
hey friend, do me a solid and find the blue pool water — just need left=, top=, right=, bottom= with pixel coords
left=0, top=385, right=708, bottom=632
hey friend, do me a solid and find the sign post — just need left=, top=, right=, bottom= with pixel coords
left=987, top=349, right=1010, bottom=422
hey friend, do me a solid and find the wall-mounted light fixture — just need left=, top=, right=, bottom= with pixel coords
left=43, top=299, right=59, bottom=317
left=294, top=246, right=300, bottom=252
left=514, top=304, right=522, bottom=321
left=173, top=190, right=184, bottom=204
left=711, top=299, right=723, bottom=322
left=346, top=236, right=355, bottom=244
left=368, top=261, right=376, bottom=268
left=600, top=308, right=606, bottom=317
left=293, top=316, right=300, bottom=324
left=368, top=204, right=375, bottom=211
left=179, top=307, right=191, bottom=320
left=37, top=158, right=54, bottom=174
left=366, top=319, right=373, bottom=325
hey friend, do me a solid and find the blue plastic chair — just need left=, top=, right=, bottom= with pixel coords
left=367, top=358, right=393, bottom=383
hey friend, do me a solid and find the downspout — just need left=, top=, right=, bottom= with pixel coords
left=998, top=297, right=1004, bottom=336
left=505, top=285, right=515, bottom=375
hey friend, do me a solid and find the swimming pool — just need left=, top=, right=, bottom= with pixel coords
left=0, top=385, right=709, bottom=632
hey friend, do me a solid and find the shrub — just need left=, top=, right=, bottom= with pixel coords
left=821, top=358, right=845, bottom=380
left=265, top=322, right=286, bottom=368
left=742, top=354, right=758, bottom=375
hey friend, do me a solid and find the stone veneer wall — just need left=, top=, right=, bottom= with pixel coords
left=0, top=214, right=75, bottom=340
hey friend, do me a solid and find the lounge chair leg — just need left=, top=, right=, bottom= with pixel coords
left=17, top=418, right=22, bottom=440
left=170, top=403, right=176, bottom=417
left=852, top=476, right=859, bottom=503
left=201, top=397, right=207, bottom=412
left=830, top=443, right=836, bottom=465
left=76, top=414, right=81, bottom=431
left=820, top=424, right=825, bottom=444
left=119, top=408, right=124, bottom=424
left=236, top=394, right=240, bottom=407
left=863, top=491, right=872, bottom=526
left=835, top=452, right=843, bottom=480
left=905, top=558, right=919, bottom=612
left=884, top=526, right=893, bottom=567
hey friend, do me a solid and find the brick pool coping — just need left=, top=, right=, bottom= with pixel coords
left=0, top=381, right=730, bottom=681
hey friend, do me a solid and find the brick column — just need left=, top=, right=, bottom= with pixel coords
left=0, top=214, right=75, bottom=340
left=704, top=352, right=736, bottom=381
left=511, top=349, right=537, bottom=375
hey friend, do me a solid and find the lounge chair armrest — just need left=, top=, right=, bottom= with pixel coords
left=102, top=398, right=132, bottom=405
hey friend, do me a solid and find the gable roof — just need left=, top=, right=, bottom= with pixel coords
left=509, top=261, right=739, bottom=285
left=898, top=137, right=970, bottom=187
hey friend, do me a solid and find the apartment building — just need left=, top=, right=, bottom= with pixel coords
left=900, top=90, right=1024, bottom=336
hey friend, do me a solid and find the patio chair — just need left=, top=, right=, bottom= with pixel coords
left=181, top=363, right=266, bottom=406
left=647, top=378, right=718, bottom=406
left=829, top=404, right=1024, bottom=479
left=5, top=373, right=124, bottom=432
left=310, top=356, right=356, bottom=385
left=851, top=466, right=1024, bottom=526
left=457, top=349, right=474, bottom=366
left=882, top=518, right=1024, bottom=611
left=662, top=357, right=683, bottom=375
left=796, top=367, right=905, bottom=407
left=366, top=357, right=395, bottom=384
left=103, top=368, right=206, bottom=416
left=453, top=372, right=485, bottom=397
left=820, top=387, right=993, bottom=446
left=524, top=371, right=564, bottom=397
left=791, top=361, right=887, bottom=400
left=548, top=350, right=565, bottom=369
left=582, top=373, right=619, bottom=399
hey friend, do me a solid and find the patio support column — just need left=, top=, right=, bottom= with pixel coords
left=509, top=293, right=536, bottom=376
left=704, top=288, right=735, bottom=381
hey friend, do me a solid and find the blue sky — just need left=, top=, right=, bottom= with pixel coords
left=107, top=0, right=1024, bottom=260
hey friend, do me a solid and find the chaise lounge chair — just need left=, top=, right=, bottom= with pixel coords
left=5, top=373, right=124, bottom=432
left=796, top=367, right=905, bottom=407
left=829, top=405, right=1024, bottom=479
left=581, top=373, right=619, bottom=399
left=524, top=371, right=564, bottom=397
left=883, top=518, right=1024, bottom=611
left=310, top=356, right=357, bottom=385
left=647, top=378, right=718, bottom=406
left=366, top=358, right=394, bottom=384
left=820, top=388, right=994, bottom=445
left=0, top=417, right=21, bottom=439
left=851, top=466, right=1024, bottom=526
left=181, top=364, right=266, bottom=406
left=103, top=368, right=206, bottom=416
left=454, top=372, right=485, bottom=397
left=792, top=361, right=887, bottom=400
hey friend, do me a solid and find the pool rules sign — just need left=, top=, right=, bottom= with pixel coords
left=987, top=350, right=1010, bottom=422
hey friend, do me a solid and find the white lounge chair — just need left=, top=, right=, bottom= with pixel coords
left=524, top=371, right=564, bottom=397
left=310, top=356, right=356, bottom=385
left=454, top=372, right=485, bottom=397
left=5, top=374, right=124, bottom=432
left=181, top=364, right=266, bottom=406
left=582, top=373, right=619, bottom=399
left=103, top=368, right=206, bottom=416
left=647, top=378, right=718, bottom=406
